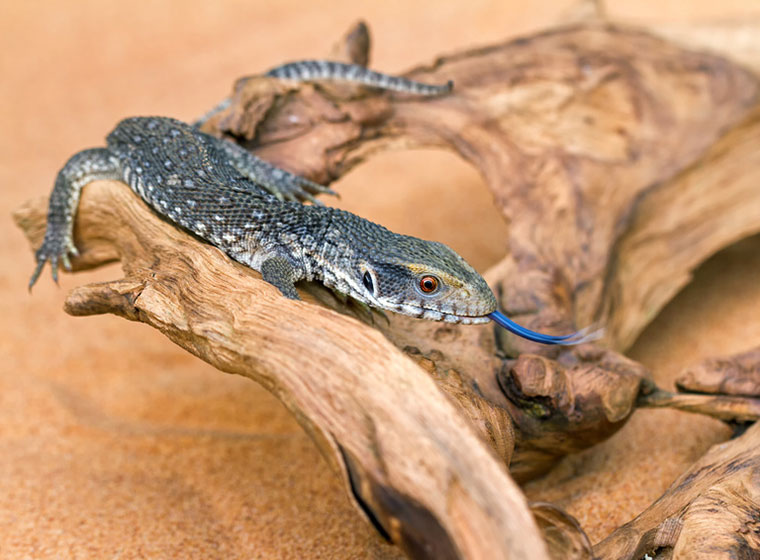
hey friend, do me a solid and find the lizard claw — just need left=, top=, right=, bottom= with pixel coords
left=277, top=174, right=337, bottom=204
left=297, top=176, right=339, bottom=199
left=50, top=255, right=60, bottom=284
left=28, top=260, right=45, bottom=292
left=66, top=241, right=79, bottom=257
left=29, top=231, right=78, bottom=290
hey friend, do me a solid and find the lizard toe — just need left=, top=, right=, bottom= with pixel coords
left=28, top=259, right=46, bottom=291
left=61, top=253, right=72, bottom=271
left=49, top=255, right=60, bottom=284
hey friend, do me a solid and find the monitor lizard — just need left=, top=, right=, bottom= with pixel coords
left=29, top=61, right=596, bottom=344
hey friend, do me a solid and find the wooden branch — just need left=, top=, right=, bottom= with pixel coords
left=610, top=104, right=760, bottom=349
left=13, top=182, right=548, bottom=560
left=531, top=502, right=594, bottom=560
left=594, top=421, right=760, bottom=559
left=208, top=23, right=760, bottom=351
left=638, top=388, right=760, bottom=423
left=16, top=19, right=760, bottom=559
left=635, top=346, right=760, bottom=424
left=677, top=346, right=760, bottom=397
left=498, top=349, right=649, bottom=481
left=202, top=21, right=760, bottom=481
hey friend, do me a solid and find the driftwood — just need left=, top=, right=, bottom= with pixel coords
left=677, top=346, right=760, bottom=398
left=204, top=21, right=760, bottom=480
left=14, top=16, right=760, bottom=560
left=593, top=346, right=760, bottom=558
left=594, top=420, right=760, bottom=559
left=14, top=184, right=549, bottom=560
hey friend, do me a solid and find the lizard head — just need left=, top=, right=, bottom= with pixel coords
left=318, top=210, right=600, bottom=343
left=318, top=211, right=601, bottom=343
left=332, top=225, right=497, bottom=324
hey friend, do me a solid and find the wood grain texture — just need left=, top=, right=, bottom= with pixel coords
left=594, top=421, right=760, bottom=559
left=202, top=22, right=760, bottom=481
left=15, top=18, right=760, bottom=560
left=14, top=181, right=547, bottom=560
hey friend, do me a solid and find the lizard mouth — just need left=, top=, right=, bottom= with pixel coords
left=443, top=314, right=491, bottom=325
left=387, top=301, right=492, bottom=324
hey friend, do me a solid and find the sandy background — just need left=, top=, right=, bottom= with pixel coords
left=2, top=1, right=760, bottom=558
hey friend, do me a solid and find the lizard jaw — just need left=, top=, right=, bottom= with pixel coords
left=386, top=301, right=493, bottom=324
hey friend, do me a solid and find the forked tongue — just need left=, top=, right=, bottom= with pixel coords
left=488, top=310, right=603, bottom=345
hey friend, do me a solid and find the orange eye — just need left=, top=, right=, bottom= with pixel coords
left=419, top=275, right=439, bottom=293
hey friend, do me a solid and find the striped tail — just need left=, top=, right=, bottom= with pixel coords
left=265, top=60, right=453, bottom=96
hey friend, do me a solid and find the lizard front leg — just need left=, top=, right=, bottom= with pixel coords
left=30, top=148, right=121, bottom=288
left=261, top=256, right=301, bottom=300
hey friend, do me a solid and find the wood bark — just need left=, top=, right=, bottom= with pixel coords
left=595, top=346, right=760, bottom=558
left=204, top=21, right=760, bottom=480
left=14, top=185, right=548, bottom=560
left=14, top=18, right=760, bottom=560
left=594, top=420, right=760, bottom=559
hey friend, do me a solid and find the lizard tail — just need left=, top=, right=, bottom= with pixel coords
left=265, top=60, right=453, bottom=96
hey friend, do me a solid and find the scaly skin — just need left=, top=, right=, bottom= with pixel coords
left=265, top=60, right=453, bottom=95
left=193, top=59, right=453, bottom=128
left=30, top=116, right=496, bottom=324
left=31, top=61, right=598, bottom=343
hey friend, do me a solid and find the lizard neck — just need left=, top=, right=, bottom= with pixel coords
left=309, top=206, right=379, bottom=298
left=294, top=204, right=343, bottom=284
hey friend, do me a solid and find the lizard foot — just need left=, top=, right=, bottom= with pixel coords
left=29, top=231, right=79, bottom=290
left=267, top=170, right=338, bottom=206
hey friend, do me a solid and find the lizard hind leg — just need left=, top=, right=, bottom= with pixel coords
left=29, top=147, right=120, bottom=289
left=219, top=140, right=337, bottom=205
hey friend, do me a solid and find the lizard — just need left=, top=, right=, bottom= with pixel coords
left=193, top=59, right=454, bottom=129
left=29, top=60, right=596, bottom=345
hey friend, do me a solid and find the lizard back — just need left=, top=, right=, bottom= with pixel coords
left=106, top=117, right=322, bottom=270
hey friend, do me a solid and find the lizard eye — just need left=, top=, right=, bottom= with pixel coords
left=362, top=271, right=374, bottom=294
left=419, top=275, right=439, bottom=294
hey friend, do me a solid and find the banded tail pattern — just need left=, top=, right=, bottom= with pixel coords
left=265, top=60, right=453, bottom=96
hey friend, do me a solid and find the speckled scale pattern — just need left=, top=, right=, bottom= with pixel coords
left=265, top=60, right=454, bottom=95
left=107, top=117, right=331, bottom=273
left=32, top=115, right=497, bottom=324
left=193, top=59, right=453, bottom=128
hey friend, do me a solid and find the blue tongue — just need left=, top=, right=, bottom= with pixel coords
left=488, top=310, right=602, bottom=345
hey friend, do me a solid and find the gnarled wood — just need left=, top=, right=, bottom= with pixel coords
left=15, top=18, right=760, bottom=559
left=638, top=346, right=760, bottom=423
left=677, top=346, right=760, bottom=398
left=14, top=182, right=547, bottom=560
left=203, top=22, right=760, bottom=480
left=532, top=502, right=594, bottom=560
left=594, top=421, right=760, bottom=559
